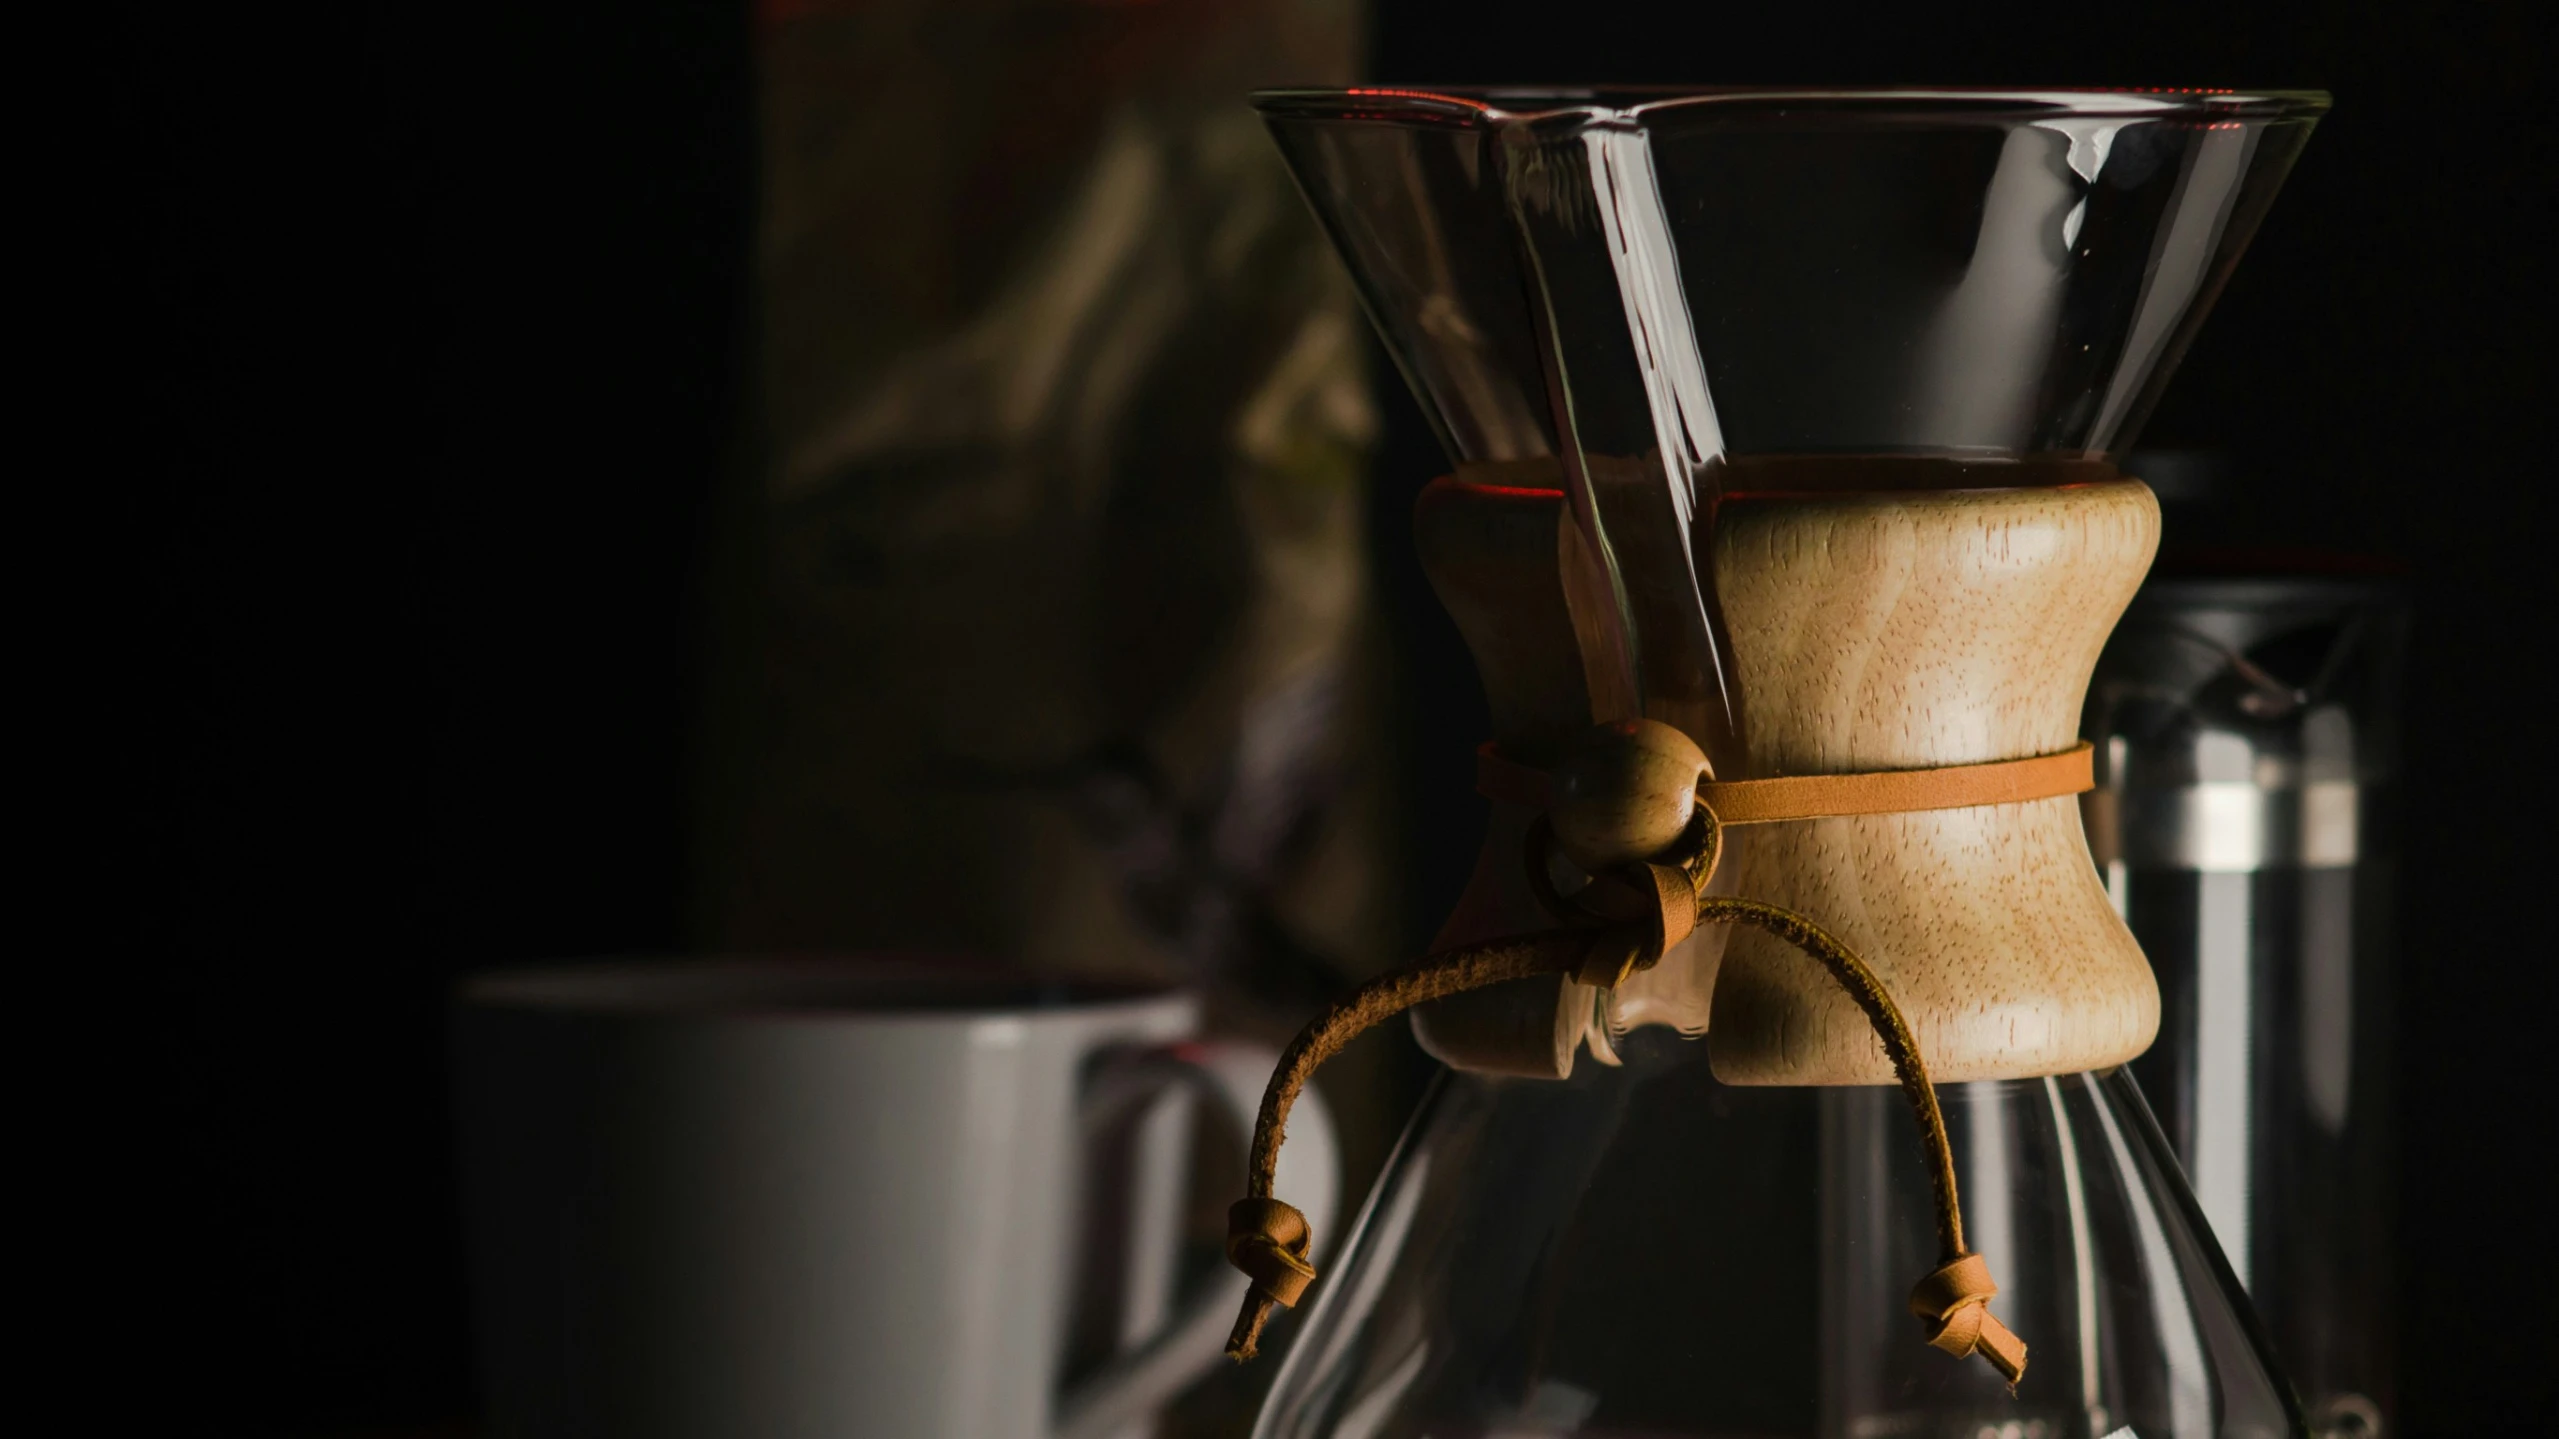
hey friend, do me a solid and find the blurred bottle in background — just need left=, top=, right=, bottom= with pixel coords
left=2085, top=450, right=2407, bottom=1438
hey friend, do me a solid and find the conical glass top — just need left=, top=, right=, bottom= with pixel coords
left=1260, top=86, right=2325, bottom=772
left=1260, top=86, right=2323, bottom=463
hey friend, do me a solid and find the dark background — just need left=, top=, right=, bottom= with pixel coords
left=102, top=1, right=2550, bottom=1432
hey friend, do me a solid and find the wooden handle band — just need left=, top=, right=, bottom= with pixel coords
left=1478, top=739, right=2094, bottom=823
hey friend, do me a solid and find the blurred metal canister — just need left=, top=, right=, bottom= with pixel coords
left=2084, top=564, right=2407, bottom=1438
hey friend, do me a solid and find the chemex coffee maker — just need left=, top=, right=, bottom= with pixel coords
left=1217, top=87, right=2329, bottom=1438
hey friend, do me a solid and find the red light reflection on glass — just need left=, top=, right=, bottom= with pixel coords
left=1344, top=87, right=1495, bottom=111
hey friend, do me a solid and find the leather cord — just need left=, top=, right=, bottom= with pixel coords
left=1911, top=1253, right=2029, bottom=1379
left=1222, top=744, right=2045, bottom=1386
left=1477, top=738, right=2095, bottom=821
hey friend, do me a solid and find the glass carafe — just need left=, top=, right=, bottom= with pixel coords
left=2087, top=570, right=2409, bottom=1437
left=1246, top=87, right=2329, bottom=1438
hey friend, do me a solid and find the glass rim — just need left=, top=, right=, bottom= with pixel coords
left=1252, top=85, right=2332, bottom=128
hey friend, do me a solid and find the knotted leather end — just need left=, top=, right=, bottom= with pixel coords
left=1572, top=860, right=1700, bottom=988
left=1909, top=1252, right=2029, bottom=1384
left=1225, top=1197, right=1317, bottom=1360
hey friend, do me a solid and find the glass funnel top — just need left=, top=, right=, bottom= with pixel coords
left=1261, top=86, right=2321, bottom=772
left=1256, top=86, right=2326, bottom=465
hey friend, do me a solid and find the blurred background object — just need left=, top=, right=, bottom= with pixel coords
left=455, top=959, right=1336, bottom=1439
left=710, top=4, right=1402, bottom=1427
left=97, top=1, right=2551, bottom=1434
left=709, top=0, right=1385, bottom=1018
left=2086, top=462, right=2409, bottom=1435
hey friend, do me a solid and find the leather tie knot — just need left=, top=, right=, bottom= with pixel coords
left=1226, top=1197, right=1317, bottom=1308
left=1226, top=727, right=2064, bottom=1378
left=1908, top=1252, right=2029, bottom=1384
left=1532, top=806, right=1722, bottom=991
left=1574, top=859, right=1701, bottom=988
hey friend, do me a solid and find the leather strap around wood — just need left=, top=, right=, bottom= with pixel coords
left=1227, top=726, right=2038, bottom=1383
left=1476, top=739, right=2093, bottom=823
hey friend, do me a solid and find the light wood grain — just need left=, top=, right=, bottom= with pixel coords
left=1407, top=473, right=1725, bottom=1076
left=1406, top=476, right=1591, bottom=1078
left=1403, top=471, right=2156, bottom=1084
left=1706, top=481, right=2162, bottom=1084
left=1550, top=720, right=1709, bottom=871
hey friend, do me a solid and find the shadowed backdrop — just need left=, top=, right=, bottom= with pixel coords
left=99, top=1, right=2549, bottom=1432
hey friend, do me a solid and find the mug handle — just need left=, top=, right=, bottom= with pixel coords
left=1053, top=1040, right=1339, bottom=1439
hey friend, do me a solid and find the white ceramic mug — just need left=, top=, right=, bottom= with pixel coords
left=456, top=959, right=1336, bottom=1439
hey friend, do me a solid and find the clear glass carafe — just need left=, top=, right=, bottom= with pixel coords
left=2088, top=572, right=2410, bottom=1437
left=1247, top=87, right=2329, bottom=1438
left=1262, top=1040, right=2287, bottom=1439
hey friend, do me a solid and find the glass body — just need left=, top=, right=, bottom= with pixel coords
left=1254, top=88, right=2328, bottom=1438
left=1258, top=1035, right=2293, bottom=1439
left=2088, top=575, right=2409, bottom=1437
